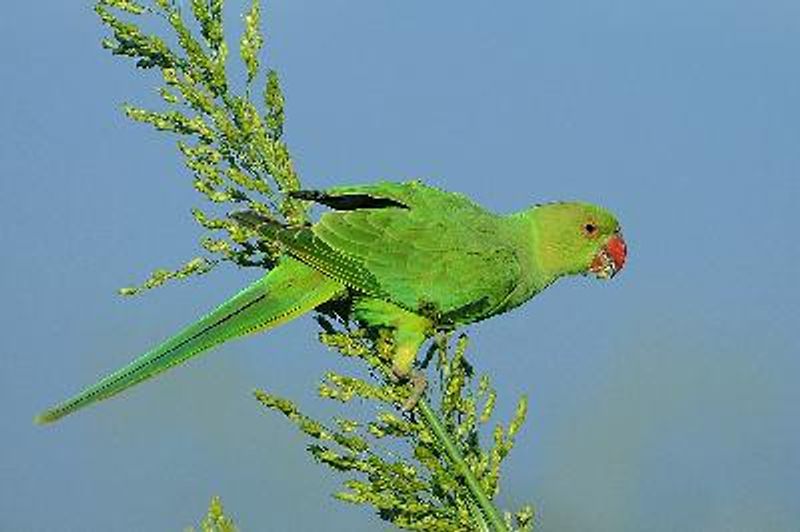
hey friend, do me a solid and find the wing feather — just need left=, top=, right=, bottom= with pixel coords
left=304, top=182, right=522, bottom=323
left=241, top=181, right=522, bottom=323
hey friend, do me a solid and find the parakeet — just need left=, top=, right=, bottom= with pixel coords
left=36, top=181, right=626, bottom=424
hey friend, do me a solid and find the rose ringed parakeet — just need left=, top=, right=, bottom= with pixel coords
left=36, top=181, right=626, bottom=424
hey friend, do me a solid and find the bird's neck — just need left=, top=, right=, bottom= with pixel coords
left=504, top=208, right=561, bottom=298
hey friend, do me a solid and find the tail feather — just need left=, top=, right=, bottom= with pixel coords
left=36, top=258, right=342, bottom=424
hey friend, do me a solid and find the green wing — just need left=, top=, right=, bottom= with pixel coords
left=287, top=181, right=523, bottom=323
left=232, top=211, right=387, bottom=297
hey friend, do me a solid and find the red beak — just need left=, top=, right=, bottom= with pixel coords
left=606, top=233, right=627, bottom=273
left=589, top=232, right=627, bottom=279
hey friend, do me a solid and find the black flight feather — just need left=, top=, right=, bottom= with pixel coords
left=289, top=190, right=409, bottom=210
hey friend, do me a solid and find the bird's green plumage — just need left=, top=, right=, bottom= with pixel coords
left=36, top=258, right=343, bottom=423
left=312, top=181, right=525, bottom=323
left=37, top=181, right=624, bottom=423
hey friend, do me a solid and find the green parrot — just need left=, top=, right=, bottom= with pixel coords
left=36, top=181, right=626, bottom=424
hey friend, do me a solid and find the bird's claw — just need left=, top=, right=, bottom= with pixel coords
left=400, top=370, right=427, bottom=411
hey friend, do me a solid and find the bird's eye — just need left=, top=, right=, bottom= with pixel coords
left=583, top=222, right=597, bottom=236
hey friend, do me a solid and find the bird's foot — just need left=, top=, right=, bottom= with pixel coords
left=400, top=370, right=427, bottom=411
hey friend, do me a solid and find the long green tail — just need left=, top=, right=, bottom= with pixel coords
left=36, top=258, right=343, bottom=424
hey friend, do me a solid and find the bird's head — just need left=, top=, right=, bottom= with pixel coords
left=532, top=202, right=627, bottom=281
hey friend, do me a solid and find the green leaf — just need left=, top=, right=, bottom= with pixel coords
left=97, top=0, right=306, bottom=293
left=240, top=0, right=264, bottom=83
left=99, top=0, right=148, bottom=15
left=192, top=0, right=225, bottom=53
left=118, top=256, right=214, bottom=296
left=196, top=496, right=237, bottom=532
left=256, top=326, right=531, bottom=531
left=264, top=70, right=285, bottom=139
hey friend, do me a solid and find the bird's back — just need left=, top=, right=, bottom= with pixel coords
left=309, top=181, right=525, bottom=324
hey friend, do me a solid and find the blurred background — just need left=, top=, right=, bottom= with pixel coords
left=2, top=1, right=798, bottom=530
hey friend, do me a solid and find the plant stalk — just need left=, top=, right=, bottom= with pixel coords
left=417, top=397, right=508, bottom=532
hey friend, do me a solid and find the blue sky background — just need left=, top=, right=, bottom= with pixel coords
left=2, top=1, right=798, bottom=530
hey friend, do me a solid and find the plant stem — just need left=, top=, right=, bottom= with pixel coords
left=417, top=397, right=508, bottom=532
